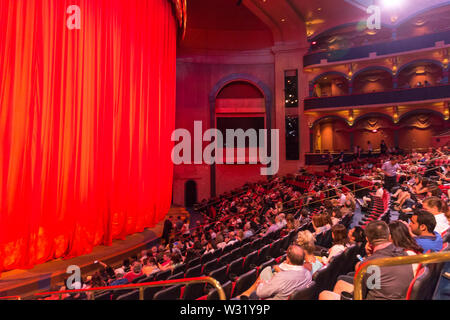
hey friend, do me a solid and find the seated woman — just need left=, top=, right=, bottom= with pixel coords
left=157, top=252, right=174, bottom=271
left=388, top=221, right=422, bottom=275
left=411, top=175, right=430, bottom=198
left=323, top=224, right=350, bottom=264
left=142, top=257, right=160, bottom=277
left=331, top=207, right=342, bottom=226
left=295, top=230, right=324, bottom=274
left=312, top=214, right=332, bottom=236
left=392, top=181, right=412, bottom=211
left=348, top=226, right=366, bottom=246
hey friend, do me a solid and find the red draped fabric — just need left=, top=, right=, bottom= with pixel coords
left=0, top=0, right=177, bottom=272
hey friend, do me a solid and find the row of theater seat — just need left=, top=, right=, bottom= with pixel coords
left=94, top=216, right=368, bottom=300
left=93, top=228, right=295, bottom=300
left=359, top=192, right=390, bottom=228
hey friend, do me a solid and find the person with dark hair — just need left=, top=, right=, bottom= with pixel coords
left=170, top=252, right=184, bottom=269
left=320, top=221, right=415, bottom=300
left=388, top=221, right=423, bottom=275
left=326, top=224, right=349, bottom=262
left=380, top=140, right=387, bottom=155
left=312, top=213, right=331, bottom=235
left=330, top=207, right=342, bottom=225
left=367, top=140, right=373, bottom=157
left=142, top=257, right=160, bottom=277
left=409, top=210, right=443, bottom=253
left=175, top=216, right=183, bottom=232
left=237, top=245, right=312, bottom=300
left=298, top=208, right=311, bottom=225
left=184, top=246, right=201, bottom=265
left=382, top=157, right=400, bottom=192
left=90, top=272, right=106, bottom=288
left=116, top=258, right=130, bottom=274
left=349, top=226, right=366, bottom=245
left=162, top=216, right=174, bottom=245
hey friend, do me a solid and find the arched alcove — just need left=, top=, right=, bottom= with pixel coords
left=312, top=72, right=349, bottom=97
left=352, top=67, right=393, bottom=94
left=397, top=60, right=444, bottom=88
left=209, top=74, right=273, bottom=197
left=311, top=116, right=350, bottom=153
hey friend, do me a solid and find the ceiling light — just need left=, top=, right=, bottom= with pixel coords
left=281, top=18, right=286, bottom=22
left=382, top=0, right=405, bottom=9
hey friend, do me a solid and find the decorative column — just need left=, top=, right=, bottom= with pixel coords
left=393, top=106, right=399, bottom=124
left=444, top=102, right=449, bottom=121
left=348, top=64, right=354, bottom=94
left=309, top=81, right=314, bottom=97
left=443, top=65, right=449, bottom=84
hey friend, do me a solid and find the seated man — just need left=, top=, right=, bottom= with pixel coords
left=319, top=220, right=415, bottom=300
left=409, top=210, right=443, bottom=253
left=238, top=245, right=312, bottom=300
left=361, top=182, right=384, bottom=207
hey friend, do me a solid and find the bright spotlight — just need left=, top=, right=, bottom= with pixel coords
left=382, top=0, right=405, bottom=9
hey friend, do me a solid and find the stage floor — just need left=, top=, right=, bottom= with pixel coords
left=0, top=206, right=189, bottom=299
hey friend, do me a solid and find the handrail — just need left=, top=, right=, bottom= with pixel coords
left=353, top=251, right=450, bottom=300
left=33, top=276, right=225, bottom=300
left=305, top=82, right=450, bottom=100
left=0, top=296, right=21, bottom=300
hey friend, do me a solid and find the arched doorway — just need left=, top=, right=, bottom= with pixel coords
left=209, top=73, right=273, bottom=197
left=184, top=180, right=197, bottom=208
left=311, top=116, right=350, bottom=152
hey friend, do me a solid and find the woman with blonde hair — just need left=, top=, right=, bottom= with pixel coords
left=296, top=230, right=324, bottom=274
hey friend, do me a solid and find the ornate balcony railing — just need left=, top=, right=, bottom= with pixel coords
left=304, top=30, right=450, bottom=67
left=304, top=84, right=450, bottom=110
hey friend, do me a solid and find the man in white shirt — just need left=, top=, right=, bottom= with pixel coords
left=382, top=157, right=401, bottom=192
left=362, top=182, right=384, bottom=207
left=332, top=189, right=346, bottom=207
left=423, top=197, right=450, bottom=235
left=237, top=245, right=312, bottom=300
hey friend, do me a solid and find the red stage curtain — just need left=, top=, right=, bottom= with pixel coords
left=0, top=0, right=177, bottom=272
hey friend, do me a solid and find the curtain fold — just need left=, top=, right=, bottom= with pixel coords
left=0, top=0, right=176, bottom=272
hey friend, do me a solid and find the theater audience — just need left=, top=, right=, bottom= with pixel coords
left=319, top=221, right=415, bottom=300
left=56, top=148, right=450, bottom=300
